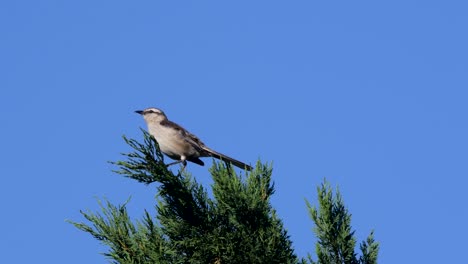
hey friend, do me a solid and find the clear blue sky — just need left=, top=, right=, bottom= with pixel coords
left=1, top=1, right=467, bottom=263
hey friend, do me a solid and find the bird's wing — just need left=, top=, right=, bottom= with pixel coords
left=160, top=119, right=206, bottom=151
left=160, top=119, right=251, bottom=170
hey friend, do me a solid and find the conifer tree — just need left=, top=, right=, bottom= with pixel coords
left=71, top=131, right=298, bottom=263
left=70, top=131, right=379, bottom=263
left=306, top=182, right=379, bottom=264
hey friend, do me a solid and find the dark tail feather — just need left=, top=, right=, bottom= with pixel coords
left=187, top=157, right=205, bottom=166
left=203, top=147, right=253, bottom=171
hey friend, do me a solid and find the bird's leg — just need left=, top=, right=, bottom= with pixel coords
left=181, top=160, right=187, bottom=171
left=166, top=160, right=184, bottom=167
left=165, top=159, right=187, bottom=171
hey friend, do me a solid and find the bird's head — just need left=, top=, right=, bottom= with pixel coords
left=135, top=107, right=167, bottom=123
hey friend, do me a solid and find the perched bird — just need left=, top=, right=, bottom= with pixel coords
left=135, top=107, right=252, bottom=171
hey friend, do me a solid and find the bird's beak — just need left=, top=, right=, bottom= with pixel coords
left=135, top=110, right=144, bottom=115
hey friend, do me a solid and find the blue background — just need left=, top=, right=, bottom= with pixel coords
left=1, top=1, right=467, bottom=263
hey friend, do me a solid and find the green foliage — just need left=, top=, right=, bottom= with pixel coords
left=71, top=200, right=175, bottom=263
left=306, top=182, right=379, bottom=264
left=70, top=131, right=379, bottom=264
left=70, top=131, right=298, bottom=263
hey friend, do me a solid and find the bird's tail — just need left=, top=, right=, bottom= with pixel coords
left=203, top=147, right=253, bottom=171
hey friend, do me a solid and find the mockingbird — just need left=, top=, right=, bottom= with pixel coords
left=135, top=107, right=252, bottom=171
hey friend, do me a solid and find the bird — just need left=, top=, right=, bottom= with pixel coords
left=135, top=107, right=252, bottom=171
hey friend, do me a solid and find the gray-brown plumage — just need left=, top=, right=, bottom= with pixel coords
left=135, top=107, right=252, bottom=171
